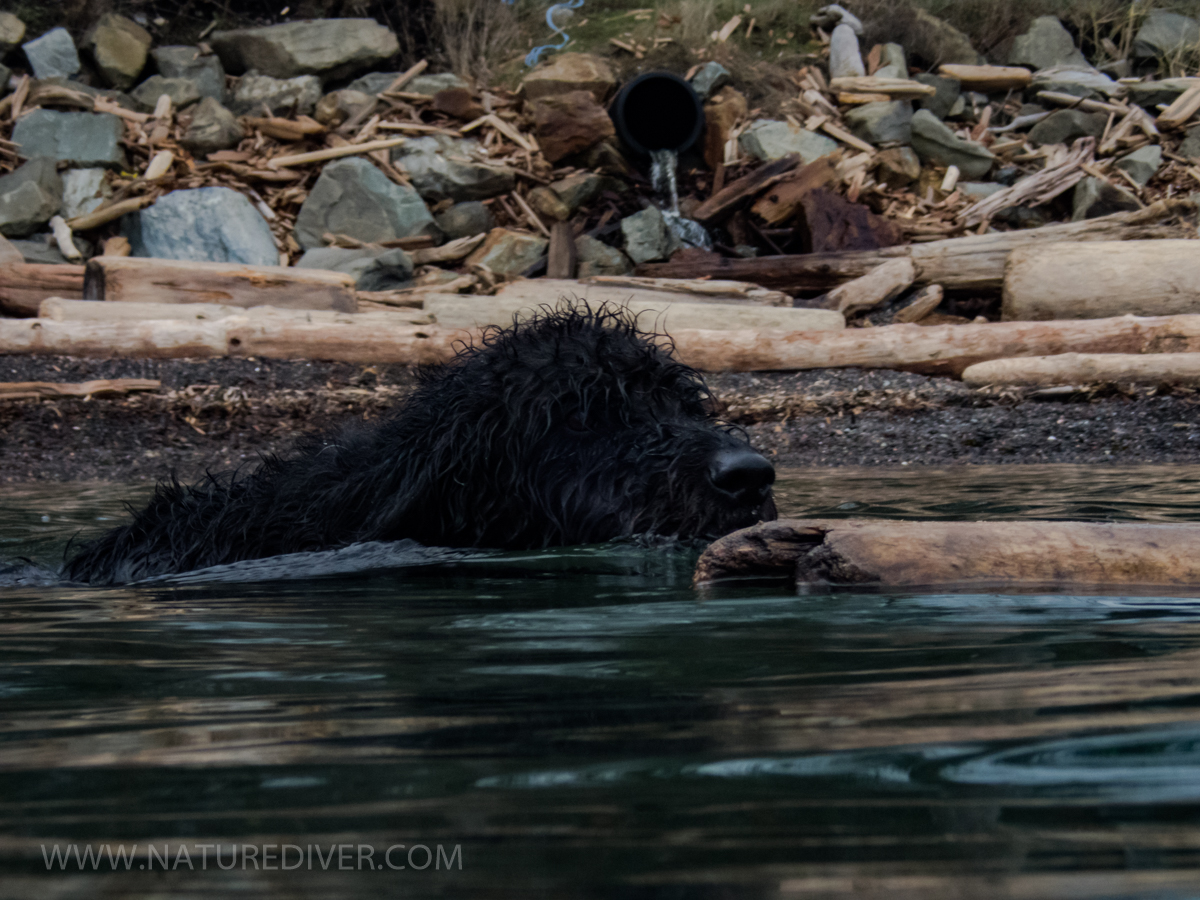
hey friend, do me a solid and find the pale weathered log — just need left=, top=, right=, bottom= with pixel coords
left=580, top=276, right=791, bottom=306
left=961, top=352, right=1200, bottom=386
left=1003, top=240, right=1200, bottom=321
left=667, top=315, right=1200, bottom=376
left=267, top=137, right=405, bottom=169
left=0, top=378, right=160, bottom=400
left=694, top=519, right=1200, bottom=587
left=39, top=298, right=429, bottom=325
left=829, top=76, right=936, bottom=97
left=0, top=318, right=230, bottom=358
left=487, top=279, right=830, bottom=316
left=823, top=257, right=915, bottom=316
left=638, top=200, right=1197, bottom=292
left=893, top=284, right=943, bottom=323
left=0, top=263, right=86, bottom=316
left=424, top=292, right=844, bottom=332
left=222, top=317, right=465, bottom=364
left=1158, top=84, right=1200, bottom=130
left=83, top=257, right=357, bottom=311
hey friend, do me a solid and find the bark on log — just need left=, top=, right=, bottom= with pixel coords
left=693, top=154, right=802, bottom=225
left=0, top=317, right=231, bottom=358
left=0, top=263, right=85, bottom=317
left=694, top=519, right=1200, bottom=587
left=83, top=257, right=358, bottom=311
left=637, top=201, right=1196, bottom=292
left=1003, top=240, right=1200, bottom=321
left=423, top=293, right=845, bottom=332
left=579, top=276, right=791, bottom=306
left=666, top=314, right=1200, bottom=376
left=547, top=221, right=577, bottom=279
left=961, top=352, right=1200, bottom=386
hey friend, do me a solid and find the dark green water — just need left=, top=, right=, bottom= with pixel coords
left=6, top=466, right=1200, bottom=898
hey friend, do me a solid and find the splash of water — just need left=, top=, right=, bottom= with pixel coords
left=650, top=149, right=712, bottom=251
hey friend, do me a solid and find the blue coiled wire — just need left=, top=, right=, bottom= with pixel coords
left=501, top=0, right=587, bottom=66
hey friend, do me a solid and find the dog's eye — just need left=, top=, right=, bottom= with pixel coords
left=564, top=412, right=589, bottom=434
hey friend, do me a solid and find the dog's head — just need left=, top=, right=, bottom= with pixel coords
left=391, top=301, right=776, bottom=548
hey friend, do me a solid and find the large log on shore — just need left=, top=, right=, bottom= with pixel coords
left=83, top=257, right=358, bottom=312
left=39, top=298, right=430, bottom=326
left=1003, top=241, right=1200, bottom=321
left=0, top=317, right=469, bottom=364
left=637, top=201, right=1196, bottom=292
left=668, top=314, right=1200, bottom=376
left=962, top=352, right=1200, bottom=386
left=694, top=519, right=1200, bottom=588
left=0, top=263, right=85, bottom=316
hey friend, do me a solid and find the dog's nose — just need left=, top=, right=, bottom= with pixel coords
left=709, top=448, right=775, bottom=505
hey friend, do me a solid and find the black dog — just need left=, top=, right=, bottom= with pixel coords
left=63, top=304, right=776, bottom=585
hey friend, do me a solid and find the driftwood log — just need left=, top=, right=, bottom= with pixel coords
left=1003, top=240, right=1200, bottom=321
left=0, top=263, right=85, bottom=316
left=637, top=200, right=1197, bottom=292
left=423, top=293, right=844, bottom=332
left=694, top=519, right=1200, bottom=588
left=823, top=257, right=915, bottom=316
left=83, top=256, right=358, bottom=311
left=0, top=379, right=160, bottom=400
left=961, top=352, right=1200, bottom=386
left=38, top=298, right=430, bottom=326
left=668, top=314, right=1200, bottom=376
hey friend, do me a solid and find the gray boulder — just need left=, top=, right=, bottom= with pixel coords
left=60, top=168, right=110, bottom=220
left=874, top=43, right=906, bottom=79
left=463, top=228, right=547, bottom=278
left=844, top=100, right=912, bottom=145
left=1133, top=9, right=1200, bottom=58
left=406, top=73, right=470, bottom=97
left=0, top=158, right=62, bottom=237
left=0, top=12, right=25, bottom=56
left=910, top=109, right=995, bottom=179
left=181, top=97, right=244, bottom=156
left=392, top=135, right=515, bottom=203
left=435, top=201, right=495, bottom=239
left=912, top=8, right=983, bottom=65
left=210, top=19, right=399, bottom=81
left=1009, top=16, right=1089, bottom=70
left=123, top=187, right=278, bottom=265
left=82, top=13, right=152, bottom=90
left=10, top=235, right=73, bottom=265
left=22, top=27, right=80, bottom=80
left=829, top=23, right=865, bottom=78
left=959, top=181, right=1005, bottom=200
left=914, top=73, right=961, bottom=120
left=689, top=62, right=731, bottom=101
left=1072, top=176, right=1140, bottom=221
left=739, top=119, right=839, bottom=163
left=1115, top=145, right=1163, bottom=186
left=1028, top=109, right=1107, bottom=145
left=873, top=146, right=920, bottom=188
left=152, top=46, right=227, bottom=102
left=621, top=206, right=674, bottom=264
left=229, top=72, right=321, bottom=116
left=296, top=246, right=414, bottom=291
left=293, top=157, right=438, bottom=250
left=576, top=234, right=632, bottom=277
left=1182, top=124, right=1200, bottom=160
left=12, top=109, right=126, bottom=168
left=131, top=75, right=203, bottom=112
left=550, top=172, right=608, bottom=213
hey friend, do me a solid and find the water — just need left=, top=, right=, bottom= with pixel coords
left=6, top=466, right=1200, bottom=897
left=650, top=148, right=712, bottom=251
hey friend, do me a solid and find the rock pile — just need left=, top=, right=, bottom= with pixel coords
left=0, top=6, right=1198, bottom=325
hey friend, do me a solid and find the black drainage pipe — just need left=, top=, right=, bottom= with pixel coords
left=609, top=71, right=705, bottom=157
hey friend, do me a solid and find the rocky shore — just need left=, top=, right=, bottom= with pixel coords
left=0, top=354, right=1194, bottom=484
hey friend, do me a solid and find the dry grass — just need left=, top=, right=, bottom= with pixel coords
left=432, top=0, right=522, bottom=82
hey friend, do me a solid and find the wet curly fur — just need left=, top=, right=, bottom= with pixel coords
left=63, top=304, right=777, bottom=585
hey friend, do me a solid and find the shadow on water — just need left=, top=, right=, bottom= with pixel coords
left=5, top=466, right=1200, bottom=897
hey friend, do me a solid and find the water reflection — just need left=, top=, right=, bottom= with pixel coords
left=3, top=467, right=1200, bottom=896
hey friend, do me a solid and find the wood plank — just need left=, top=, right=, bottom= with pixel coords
left=546, top=221, right=578, bottom=279
left=692, top=154, right=802, bottom=225
left=0, top=263, right=86, bottom=317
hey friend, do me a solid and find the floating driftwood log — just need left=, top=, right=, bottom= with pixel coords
left=961, top=352, right=1200, bottom=386
left=637, top=200, right=1196, bottom=292
left=694, top=519, right=1200, bottom=588
left=82, top=257, right=358, bottom=311
left=1003, top=240, right=1200, bottom=321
